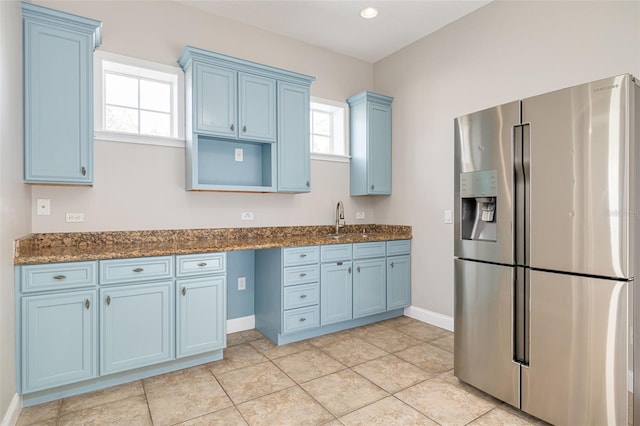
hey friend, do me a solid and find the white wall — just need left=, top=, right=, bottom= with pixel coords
left=30, top=0, right=376, bottom=232
left=0, top=0, right=32, bottom=421
left=373, top=0, right=640, bottom=318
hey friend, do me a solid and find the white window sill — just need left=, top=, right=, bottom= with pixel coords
left=311, top=153, right=350, bottom=163
left=95, top=130, right=185, bottom=148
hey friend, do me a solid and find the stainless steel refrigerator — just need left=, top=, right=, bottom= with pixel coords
left=454, top=74, right=638, bottom=425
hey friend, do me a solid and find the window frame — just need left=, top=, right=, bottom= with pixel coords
left=94, top=51, right=185, bottom=147
left=310, top=96, right=350, bottom=163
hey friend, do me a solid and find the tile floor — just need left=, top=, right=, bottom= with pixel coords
left=16, top=317, right=547, bottom=426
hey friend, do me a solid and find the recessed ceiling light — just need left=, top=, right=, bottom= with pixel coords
left=360, top=7, right=378, bottom=19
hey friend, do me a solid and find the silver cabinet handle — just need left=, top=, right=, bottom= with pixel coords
left=242, top=125, right=247, bottom=133
left=53, top=275, right=66, bottom=280
left=106, top=295, right=111, bottom=305
left=197, top=262, right=207, bottom=267
left=337, top=261, right=343, bottom=266
left=371, top=184, right=375, bottom=190
left=306, top=181, right=310, bottom=187
left=357, top=266, right=361, bottom=273
left=299, top=317, right=306, bottom=322
left=300, top=254, right=307, bottom=258
left=85, top=299, right=90, bottom=309
left=300, top=273, right=307, bottom=277
left=390, top=261, right=395, bottom=268
left=133, top=268, right=144, bottom=273
left=348, top=267, right=352, bottom=274
left=81, top=166, right=87, bottom=176
left=230, top=124, right=235, bottom=131
left=300, top=294, right=307, bottom=299
left=182, top=287, right=186, bottom=296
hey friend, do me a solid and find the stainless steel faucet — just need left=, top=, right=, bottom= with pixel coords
left=335, top=201, right=345, bottom=234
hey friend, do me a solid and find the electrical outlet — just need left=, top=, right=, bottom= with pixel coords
left=235, top=148, right=244, bottom=162
left=238, top=277, right=246, bottom=291
left=241, top=212, right=254, bottom=220
left=356, top=212, right=365, bottom=220
left=36, top=199, right=50, bottom=215
left=444, top=210, right=453, bottom=224
left=65, top=213, right=85, bottom=223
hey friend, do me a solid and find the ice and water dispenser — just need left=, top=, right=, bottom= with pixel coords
left=460, top=170, right=497, bottom=242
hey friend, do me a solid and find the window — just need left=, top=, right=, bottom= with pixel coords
left=310, top=97, right=348, bottom=161
left=94, top=51, right=184, bottom=147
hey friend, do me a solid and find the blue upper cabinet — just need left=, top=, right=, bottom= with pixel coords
left=22, top=3, right=102, bottom=185
left=179, top=46, right=314, bottom=192
left=278, top=82, right=311, bottom=192
left=347, top=91, right=393, bottom=196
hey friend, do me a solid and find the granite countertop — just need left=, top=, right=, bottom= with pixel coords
left=14, top=225, right=412, bottom=265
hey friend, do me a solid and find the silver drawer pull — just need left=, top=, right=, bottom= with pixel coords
left=348, top=267, right=352, bottom=274
left=106, top=295, right=111, bottom=305
left=85, top=299, right=90, bottom=309
left=299, top=317, right=306, bottom=322
left=53, top=275, right=66, bottom=280
left=197, top=262, right=207, bottom=267
left=299, top=273, right=307, bottom=277
left=390, top=261, right=395, bottom=268
left=230, top=124, right=235, bottom=131
left=242, top=125, right=247, bottom=133
left=300, top=254, right=307, bottom=258
left=182, top=287, right=187, bottom=296
left=357, top=266, right=361, bottom=273
left=133, top=268, right=144, bottom=273
left=337, top=261, right=343, bottom=266
left=300, top=294, right=307, bottom=299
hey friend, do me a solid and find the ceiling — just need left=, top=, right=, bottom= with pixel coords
left=179, top=1, right=492, bottom=63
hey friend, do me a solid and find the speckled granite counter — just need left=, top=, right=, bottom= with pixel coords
left=14, top=225, right=412, bottom=265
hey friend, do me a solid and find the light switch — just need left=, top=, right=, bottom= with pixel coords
left=444, top=210, right=453, bottom=224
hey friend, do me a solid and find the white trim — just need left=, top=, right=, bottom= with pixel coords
left=404, top=305, right=454, bottom=332
left=311, top=153, right=350, bottom=163
left=1, top=393, right=21, bottom=426
left=94, top=131, right=185, bottom=148
left=227, top=315, right=255, bottom=333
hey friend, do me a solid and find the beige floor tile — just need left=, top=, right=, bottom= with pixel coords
left=429, top=334, right=454, bottom=353
left=395, top=376, right=498, bottom=426
left=319, top=336, right=388, bottom=367
left=60, top=380, right=144, bottom=416
left=468, top=407, right=540, bottom=425
left=301, top=369, right=388, bottom=417
left=177, top=406, right=248, bottom=425
left=216, top=361, right=296, bottom=404
left=498, top=403, right=550, bottom=425
left=339, top=396, right=437, bottom=426
left=209, top=343, right=268, bottom=375
left=237, top=385, right=334, bottom=425
left=248, top=338, right=316, bottom=360
left=346, top=321, right=392, bottom=337
left=16, top=399, right=61, bottom=426
left=308, top=330, right=353, bottom=348
left=238, top=329, right=265, bottom=342
left=144, top=365, right=233, bottom=426
left=58, top=394, right=151, bottom=426
left=379, top=315, right=421, bottom=327
left=395, top=343, right=453, bottom=373
left=352, top=354, right=433, bottom=393
left=351, top=326, right=422, bottom=353
left=394, top=321, right=451, bottom=341
left=272, top=348, right=346, bottom=382
left=227, top=332, right=247, bottom=347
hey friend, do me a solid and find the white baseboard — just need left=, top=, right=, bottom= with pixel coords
left=1, top=393, right=21, bottom=426
left=227, top=315, right=255, bottom=333
left=404, top=305, right=454, bottom=332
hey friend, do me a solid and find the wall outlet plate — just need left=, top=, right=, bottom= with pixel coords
left=235, top=148, right=244, bottom=162
left=241, top=212, right=254, bottom=220
left=238, top=277, right=246, bottom=291
left=65, top=213, right=85, bottom=223
left=444, top=210, right=453, bottom=224
left=36, top=199, right=50, bottom=215
left=356, top=212, right=365, bottom=220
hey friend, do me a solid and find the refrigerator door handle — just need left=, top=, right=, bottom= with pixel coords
left=513, top=124, right=531, bottom=266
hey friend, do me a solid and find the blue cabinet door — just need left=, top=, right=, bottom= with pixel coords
left=320, top=262, right=353, bottom=325
left=239, top=73, right=276, bottom=142
left=367, top=102, right=392, bottom=195
left=22, top=290, right=97, bottom=392
left=353, top=258, right=387, bottom=318
left=194, top=63, right=237, bottom=137
left=387, top=255, right=411, bottom=310
left=100, top=281, right=174, bottom=375
left=277, top=82, right=310, bottom=192
left=23, top=5, right=100, bottom=184
left=176, top=276, right=226, bottom=358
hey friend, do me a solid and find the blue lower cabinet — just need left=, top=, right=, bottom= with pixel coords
left=387, top=255, right=411, bottom=310
left=100, top=281, right=174, bottom=375
left=22, top=290, right=97, bottom=393
left=320, top=262, right=353, bottom=325
left=353, top=258, right=387, bottom=318
left=176, top=276, right=226, bottom=358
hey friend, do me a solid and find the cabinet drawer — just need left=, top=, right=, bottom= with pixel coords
left=321, top=244, right=352, bottom=263
left=21, top=261, right=98, bottom=293
left=283, top=283, right=319, bottom=310
left=283, top=265, right=319, bottom=287
left=99, top=256, right=174, bottom=285
left=387, top=240, right=411, bottom=256
left=283, top=305, right=319, bottom=334
left=283, top=246, right=319, bottom=267
left=176, top=253, right=226, bottom=277
left=353, top=242, right=386, bottom=259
